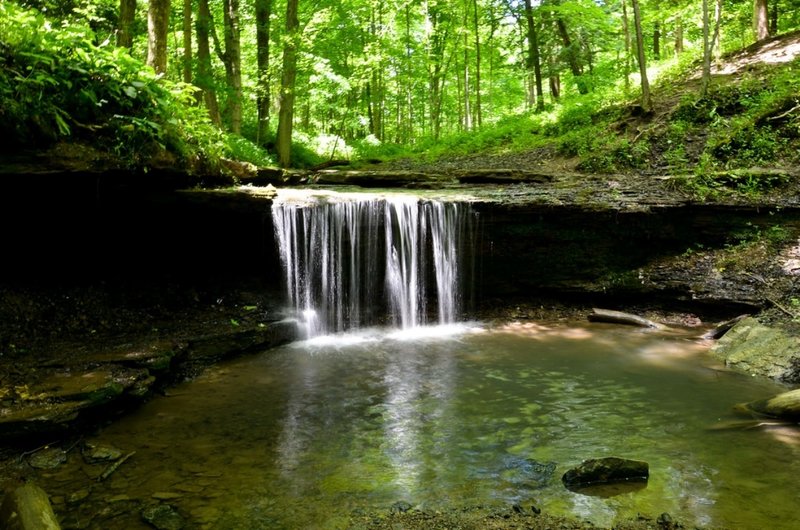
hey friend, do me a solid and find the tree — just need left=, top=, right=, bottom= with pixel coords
left=754, top=0, right=770, bottom=41
left=220, top=0, right=243, bottom=133
left=196, top=0, right=222, bottom=125
left=255, top=0, right=272, bottom=145
left=147, top=0, right=171, bottom=74
left=117, top=0, right=136, bottom=49
left=277, top=0, right=299, bottom=167
left=630, top=0, right=651, bottom=111
left=523, top=0, right=545, bottom=111
left=182, top=0, right=192, bottom=83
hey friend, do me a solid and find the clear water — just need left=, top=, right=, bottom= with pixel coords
left=40, top=323, right=800, bottom=529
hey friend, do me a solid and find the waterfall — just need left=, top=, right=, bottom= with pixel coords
left=272, top=192, right=474, bottom=337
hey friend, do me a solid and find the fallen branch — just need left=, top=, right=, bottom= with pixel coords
left=97, top=451, right=135, bottom=482
left=767, top=104, right=800, bottom=122
left=701, top=314, right=750, bottom=340
left=766, top=297, right=798, bottom=319
left=587, top=308, right=664, bottom=329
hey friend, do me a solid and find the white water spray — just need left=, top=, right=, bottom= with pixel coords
left=272, top=192, right=474, bottom=337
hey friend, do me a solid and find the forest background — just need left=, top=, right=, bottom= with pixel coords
left=1, top=0, right=798, bottom=174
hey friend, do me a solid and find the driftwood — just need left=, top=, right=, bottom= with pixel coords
left=587, top=308, right=664, bottom=329
left=702, top=314, right=750, bottom=340
left=310, top=159, right=350, bottom=171
left=97, top=451, right=135, bottom=482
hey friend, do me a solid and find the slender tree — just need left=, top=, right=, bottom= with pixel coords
left=255, top=0, right=272, bottom=145
left=472, top=0, right=482, bottom=126
left=196, top=0, right=222, bottom=125
left=630, top=0, right=651, bottom=111
left=147, top=0, right=171, bottom=74
left=182, top=0, right=193, bottom=83
left=221, top=0, right=243, bottom=133
left=523, top=0, right=544, bottom=111
left=277, top=0, right=300, bottom=167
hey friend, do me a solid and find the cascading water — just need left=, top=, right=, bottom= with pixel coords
left=272, top=192, right=475, bottom=337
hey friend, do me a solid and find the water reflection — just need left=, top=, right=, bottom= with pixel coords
left=27, top=323, right=800, bottom=529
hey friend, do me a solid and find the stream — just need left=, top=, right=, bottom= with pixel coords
left=29, top=322, right=800, bottom=529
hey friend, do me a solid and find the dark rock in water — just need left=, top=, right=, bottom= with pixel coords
left=29, top=448, right=67, bottom=469
left=512, top=504, right=523, bottom=513
left=657, top=512, right=674, bottom=526
left=390, top=501, right=413, bottom=514
left=0, top=482, right=61, bottom=530
left=562, top=457, right=649, bottom=490
left=530, top=504, right=541, bottom=515
left=141, top=503, right=184, bottom=530
left=82, top=443, right=123, bottom=464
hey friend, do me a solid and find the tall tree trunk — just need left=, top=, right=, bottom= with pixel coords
left=462, top=0, right=471, bottom=132
left=147, top=0, right=171, bottom=74
left=523, top=0, right=544, bottom=111
left=117, top=0, right=136, bottom=49
left=197, top=0, right=222, bottom=125
left=221, top=0, right=242, bottom=133
left=182, top=0, right=192, bottom=83
left=711, top=0, right=723, bottom=59
left=277, top=0, right=299, bottom=167
left=630, top=0, right=651, bottom=111
left=621, top=0, right=631, bottom=90
left=555, top=17, right=587, bottom=94
left=675, top=15, right=684, bottom=54
left=701, top=0, right=711, bottom=95
left=753, top=0, right=770, bottom=41
left=653, top=21, right=660, bottom=60
left=255, top=0, right=272, bottom=145
left=472, top=0, right=482, bottom=127
left=769, top=2, right=778, bottom=34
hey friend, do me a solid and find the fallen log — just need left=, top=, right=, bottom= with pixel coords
left=702, top=314, right=750, bottom=340
left=587, top=308, right=664, bottom=329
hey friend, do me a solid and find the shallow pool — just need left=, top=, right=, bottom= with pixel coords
left=41, top=322, right=800, bottom=529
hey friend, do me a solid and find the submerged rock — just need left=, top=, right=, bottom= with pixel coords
left=0, top=482, right=61, bottom=530
left=735, top=388, right=800, bottom=420
left=82, top=443, right=123, bottom=464
left=141, top=503, right=184, bottom=530
left=561, top=457, right=649, bottom=490
left=28, top=448, right=67, bottom=469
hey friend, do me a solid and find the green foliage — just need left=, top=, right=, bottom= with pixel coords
left=0, top=2, right=236, bottom=171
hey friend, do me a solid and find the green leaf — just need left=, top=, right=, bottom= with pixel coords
left=123, top=86, right=137, bottom=98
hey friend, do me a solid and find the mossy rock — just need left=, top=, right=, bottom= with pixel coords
left=735, top=388, right=800, bottom=420
left=711, top=317, right=800, bottom=382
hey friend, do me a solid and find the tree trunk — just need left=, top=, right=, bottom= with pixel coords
left=255, top=0, right=272, bottom=145
left=701, top=0, right=711, bottom=95
left=675, top=15, right=684, bottom=54
left=621, top=0, right=631, bottom=89
left=769, top=2, right=778, bottom=34
left=523, top=0, right=544, bottom=111
left=462, top=0, right=471, bottom=132
left=147, top=0, right=171, bottom=74
left=472, top=0, right=482, bottom=127
left=196, top=0, right=222, bottom=125
left=182, top=0, right=192, bottom=83
left=653, top=21, right=660, bottom=60
left=221, top=0, right=243, bottom=133
left=277, top=0, right=299, bottom=167
left=117, top=0, right=136, bottom=49
left=630, top=0, right=651, bottom=111
left=555, top=17, right=587, bottom=94
left=753, top=0, right=770, bottom=41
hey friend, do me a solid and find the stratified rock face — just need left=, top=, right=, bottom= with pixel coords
left=712, top=317, right=800, bottom=382
left=561, top=457, right=649, bottom=489
left=0, top=483, right=61, bottom=530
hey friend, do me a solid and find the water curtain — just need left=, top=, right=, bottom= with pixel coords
left=272, top=194, right=474, bottom=337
